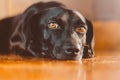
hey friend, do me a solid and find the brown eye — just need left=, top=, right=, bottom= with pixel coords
left=48, top=23, right=58, bottom=29
left=75, top=27, right=86, bottom=33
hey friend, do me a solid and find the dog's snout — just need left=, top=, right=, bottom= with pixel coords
left=65, top=47, right=79, bottom=56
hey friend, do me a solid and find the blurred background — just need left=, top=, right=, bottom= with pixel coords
left=0, top=0, right=120, bottom=55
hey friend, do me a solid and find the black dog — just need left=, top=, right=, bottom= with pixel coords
left=0, top=2, right=94, bottom=60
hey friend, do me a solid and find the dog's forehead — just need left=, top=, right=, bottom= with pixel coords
left=60, top=10, right=86, bottom=24
left=44, top=7, right=86, bottom=25
left=61, top=13, right=68, bottom=21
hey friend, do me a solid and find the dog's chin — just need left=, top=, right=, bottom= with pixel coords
left=52, top=52, right=82, bottom=60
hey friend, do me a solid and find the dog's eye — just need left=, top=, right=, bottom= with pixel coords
left=48, top=23, right=58, bottom=29
left=75, top=27, right=86, bottom=33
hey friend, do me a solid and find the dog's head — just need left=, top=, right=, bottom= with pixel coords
left=10, top=2, right=94, bottom=60
left=29, top=7, right=94, bottom=60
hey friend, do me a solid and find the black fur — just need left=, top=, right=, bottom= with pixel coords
left=0, top=2, right=94, bottom=60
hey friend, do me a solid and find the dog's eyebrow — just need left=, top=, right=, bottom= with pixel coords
left=73, top=11, right=86, bottom=23
left=49, top=13, right=68, bottom=28
left=75, top=20, right=85, bottom=26
left=53, top=19, right=66, bottom=29
left=53, top=12, right=68, bottom=22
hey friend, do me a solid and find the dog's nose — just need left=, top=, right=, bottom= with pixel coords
left=65, top=47, right=79, bottom=56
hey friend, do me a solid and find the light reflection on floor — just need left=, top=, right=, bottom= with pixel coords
left=0, top=51, right=120, bottom=80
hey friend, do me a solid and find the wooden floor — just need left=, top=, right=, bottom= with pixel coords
left=0, top=51, right=120, bottom=80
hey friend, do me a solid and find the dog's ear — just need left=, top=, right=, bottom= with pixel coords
left=83, top=19, right=95, bottom=58
left=9, top=9, right=47, bottom=57
left=9, top=9, right=44, bottom=51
